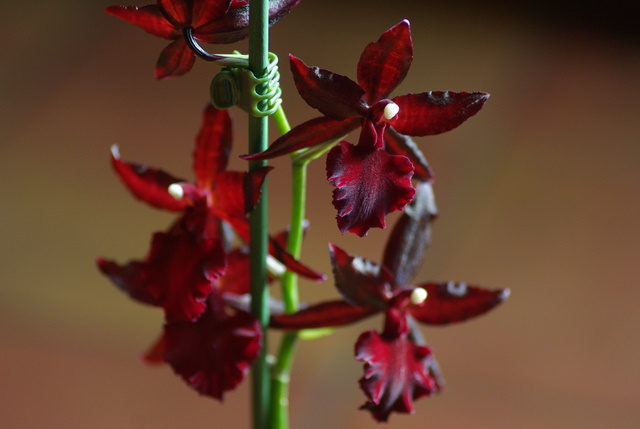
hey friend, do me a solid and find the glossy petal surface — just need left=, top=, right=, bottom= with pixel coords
left=326, top=139, right=414, bottom=236
left=290, top=55, right=368, bottom=120
left=111, top=146, right=187, bottom=212
left=389, top=91, right=489, bottom=136
left=271, top=300, right=377, bottom=330
left=356, top=330, right=436, bottom=422
left=163, top=293, right=262, bottom=399
left=105, top=5, right=178, bottom=39
left=358, top=20, right=412, bottom=103
left=409, top=282, right=509, bottom=325
left=193, top=105, right=232, bottom=190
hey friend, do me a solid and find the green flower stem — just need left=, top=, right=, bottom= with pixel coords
left=268, top=105, right=307, bottom=429
left=248, top=1, right=270, bottom=429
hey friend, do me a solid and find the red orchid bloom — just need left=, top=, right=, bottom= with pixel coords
left=244, top=20, right=489, bottom=236
left=106, top=0, right=301, bottom=78
left=272, top=183, right=509, bottom=421
left=141, top=248, right=262, bottom=400
left=106, top=104, right=323, bottom=281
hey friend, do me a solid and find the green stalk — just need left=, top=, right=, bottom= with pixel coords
left=248, top=1, right=270, bottom=429
left=268, top=106, right=307, bottom=429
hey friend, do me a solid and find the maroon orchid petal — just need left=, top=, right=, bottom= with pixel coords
left=99, top=229, right=226, bottom=322
left=326, top=132, right=415, bottom=236
left=192, top=0, right=233, bottom=28
left=141, top=335, right=166, bottom=365
left=389, top=91, right=489, bottom=136
left=105, top=5, right=178, bottom=39
left=110, top=146, right=187, bottom=212
left=155, top=38, right=196, bottom=79
left=409, top=282, right=510, bottom=325
left=225, top=217, right=326, bottom=281
left=242, top=116, right=360, bottom=161
left=271, top=300, right=378, bottom=330
left=356, top=329, right=437, bottom=422
left=329, top=244, right=395, bottom=307
left=158, top=0, right=192, bottom=26
left=384, top=127, right=433, bottom=182
left=163, top=292, right=262, bottom=400
left=358, top=20, right=413, bottom=104
left=97, top=258, right=162, bottom=306
left=193, top=105, right=232, bottom=191
left=196, top=0, right=301, bottom=43
left=218, top=248, right=250, bottom=295
left=211, top=167, right=272, bottom=218
left=290, top=55, right=369, bottom=120
left=382, top=182, right=437, bottom=287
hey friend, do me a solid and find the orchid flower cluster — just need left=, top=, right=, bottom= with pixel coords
left=98, top=0, right=508, bottom=426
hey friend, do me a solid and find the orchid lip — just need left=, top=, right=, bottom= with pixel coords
left=383, top=102, right=400, bottom=120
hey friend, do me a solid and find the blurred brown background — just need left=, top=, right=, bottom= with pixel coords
left=2, top=1, right=639, bottom=428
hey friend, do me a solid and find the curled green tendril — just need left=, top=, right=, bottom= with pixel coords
left=210, top=53, right=282, bottom=117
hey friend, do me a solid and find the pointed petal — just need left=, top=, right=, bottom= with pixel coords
left=163, top=292, right=262, bottom=400
left=195, top=0, right=301, bottom=43
left=382, top=183, right=438, bottom=287
left=212, top=167, right=272, bottom=218
left=242, top=116, right=359, bottom=160
left=110, top=145, right=187, bottom=212
left=97, top=257, right=162, bottom=306
left=409, top=282, right=510, bottom=325
left=326, top=134, right=415, bottom=236
left=105, top=5, right=178, bottom=40
left=384, top=127, right=433, bottom=181
left=193, top=105, right=233, bottom=190
left=141, top=335, right=166, bottom=365
left=329, top=244, right=395, bottom=307
left=358, top=20, right=413, bottom=103
left=158, top=0, right=192, bottom=26
left=271, top=300, right=378, bottom=329
left=192, top=0, right=232, bottom=27
left=290, top=55, right=368, bottom=120
left=155, top=38, right=196, bottom=79
left=389, top=91, right=489, bottom=136
left=356, top=330, right=437, bottom=422
left=225, top=217, right=326, bottom=281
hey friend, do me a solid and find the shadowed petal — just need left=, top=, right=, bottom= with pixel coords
left=329, top=244, right=395, bottom=307
left=382, top=182, right=437, bottom=287
left=358, top=20, right=413, bottom=103
left=242, top=116, right=360, bottom=160
left=159, top=0, right=192, bottom=26
left=384, top=127, right=433, bottom=182
left=163, top=292, right=262, bottom=400
left=212, top=167, right=272, bottom=218
left=326, top=139, right=415, bottom=236
left=193, top=105, right=233, bottom=190
left=271, top=300, right=378, bottom=330
left=409, top=282, right=510, bottom=325
left=192, top=0, right=232, bottom=28
left=106, top=5, right=178, bottom=39
left=356, top=330, right=436, bottom=422
left=155, top=38, right=196, bottom=79
left=389, top=91, right=489, bottom=136
left=290, top=55, right=368, bottom=120
left=110, top=145, right=188, bottom=212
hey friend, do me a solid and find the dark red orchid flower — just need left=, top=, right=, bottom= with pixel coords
left=97, top=215, right=226, bottom=322
left=272, top=183, right=509, bottom=421
left=106, top=0, right=301, bottom=78
left=141, top=247, right=262, bottom=400
left=108, top=104, right=323, bottom=281
left=244, top=20, right=489, bottom=236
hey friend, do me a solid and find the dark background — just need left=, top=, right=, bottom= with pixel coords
left=1, top=1, right=639, bottom=427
